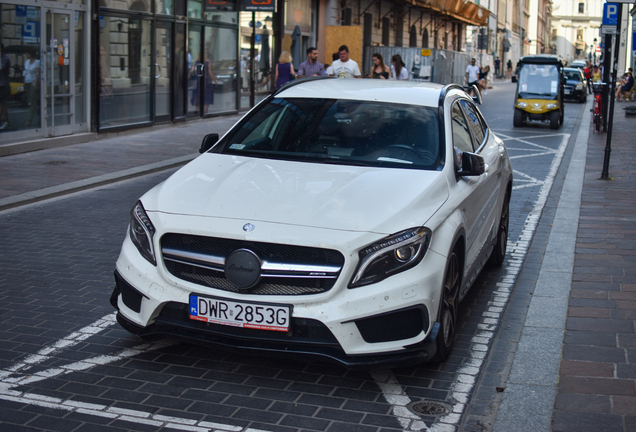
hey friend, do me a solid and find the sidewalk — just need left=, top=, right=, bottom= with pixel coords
left=0, top=98, right=635, bottom=431
left=551, top=102, right=636, bottom=431
left=0, top=114, right=242, bottom=211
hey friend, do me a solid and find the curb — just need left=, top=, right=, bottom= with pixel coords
left=0, top=154, right=197, bottom=212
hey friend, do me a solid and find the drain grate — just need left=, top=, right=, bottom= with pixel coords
left=407, top=400, right=452, bottom=416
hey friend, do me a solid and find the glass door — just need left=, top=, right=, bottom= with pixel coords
left=45, top=10, right=74, bottom=137
left=153, top=22, right=171, bottom=124
left=173, top=22, right=187, bottom=121
left=187, top=24, right=203, bottom=119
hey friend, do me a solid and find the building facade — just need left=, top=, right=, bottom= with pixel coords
left=0, top=0, right=317, bottom=143
left=550, top=0, right=603, bottom=64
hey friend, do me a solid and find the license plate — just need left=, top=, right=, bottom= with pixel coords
left=564, top=89, right=571, bottom=94
left=189, top=295, right=291, bottom=332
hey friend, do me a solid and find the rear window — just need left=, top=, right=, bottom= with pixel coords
left=217, top=98, right=442, bottom=170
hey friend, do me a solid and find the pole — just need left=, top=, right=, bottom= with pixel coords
left=602, top=33, right=612, bottom=130
left=250, top=11, right=256, bottom=107
left=600, top=5, right=623, bottom=180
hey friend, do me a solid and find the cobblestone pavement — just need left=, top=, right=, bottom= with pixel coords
left=1, top=81, right=632, bottom=432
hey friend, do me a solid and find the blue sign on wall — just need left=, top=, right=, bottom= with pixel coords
left=602, top=3, right=619, bottom=26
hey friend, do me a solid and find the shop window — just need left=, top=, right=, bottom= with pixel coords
left=155, top=0, right=173, bottom=14
left=205, top=11, right=238, bottom=23
left=188, top=0, right=202, bottom=18
left=0, top=5, right=42, bottom=133
left=99, top=17, right=151, bottom=128
left=202, top=26, right=237, bottom=114
left=101, top=0, right=150, bottom=12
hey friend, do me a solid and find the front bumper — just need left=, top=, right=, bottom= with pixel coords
left=112, top=218, right=448, bottom=366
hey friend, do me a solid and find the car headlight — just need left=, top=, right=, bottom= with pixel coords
left=575, top=84, right=583, bottom=90
left=349, top=227, right=432, bottom=288
left=547, top=103, right=557, bottom=109
left=129, top=201, right=157, bottom=265
left=517, top=102, right=527, bottom=108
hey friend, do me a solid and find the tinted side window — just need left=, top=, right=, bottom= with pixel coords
left=452, top=103, right=473, bottom=153
left=460, top=100, right=486, bottom=148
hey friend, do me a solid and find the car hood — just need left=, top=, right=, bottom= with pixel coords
left=141, top=153, right=449, bottom=235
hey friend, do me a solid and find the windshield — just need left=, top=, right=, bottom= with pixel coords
left=217, top=98, right=442, bottom=170
left=518, top=64, right=560, bottom=97
left=563, top=70, right=582, bottom=81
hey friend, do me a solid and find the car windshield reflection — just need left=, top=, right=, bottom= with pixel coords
left=218, top=98, right=442, bottom=170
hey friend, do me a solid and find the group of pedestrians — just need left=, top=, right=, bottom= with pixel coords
left=273, top=44, right=413, bottom=89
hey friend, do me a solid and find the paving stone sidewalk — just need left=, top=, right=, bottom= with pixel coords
left=0, top=115, right=242, bottom=210
left=552, top=103, right=636, bottom=432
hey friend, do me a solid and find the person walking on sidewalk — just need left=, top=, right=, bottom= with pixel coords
left=465, top=58, right=480, bottom=96
left=274, top=51, right=295, bottom=89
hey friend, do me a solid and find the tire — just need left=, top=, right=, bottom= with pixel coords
left=580, top=94, right=586, bottom=103
left=434, top=250, right=460, bottom=362
left=550, top=110, right=560, bottom=129
left=489, top=190, right=510, bottom=266
left=513, top=108, right=523, bottom=127
left=594, top=115, right=601, bottom=132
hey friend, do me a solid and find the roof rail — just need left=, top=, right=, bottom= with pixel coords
left=439, top=83, right=481, bottom=105
left=272, top=76, right=336, bottom=97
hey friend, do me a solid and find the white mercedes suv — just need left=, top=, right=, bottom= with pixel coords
left=111, top=78, right=513, bottom=367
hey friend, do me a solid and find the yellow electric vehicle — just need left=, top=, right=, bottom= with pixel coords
left=512, top=55, right=564, bottom=130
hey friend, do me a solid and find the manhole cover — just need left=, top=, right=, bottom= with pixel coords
left=43, top=160, right=68, bottom=165
left=407, top=400, right=452, bottom=416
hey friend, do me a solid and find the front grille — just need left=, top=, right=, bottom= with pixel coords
left=355, top=306, right=429, bottom=343
left=161, top=233, right=345, bottom=295
left=156, top=302, right=339, bottom=344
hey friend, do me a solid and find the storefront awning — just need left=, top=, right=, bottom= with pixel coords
left=408, top=0, right=490, bottom=26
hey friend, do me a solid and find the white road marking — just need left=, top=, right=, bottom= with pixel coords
left=0, top=316, right=267, bottom=432
left=0, top=313, right=117, bottom=380
left=373, top=133, right=570, bottom=431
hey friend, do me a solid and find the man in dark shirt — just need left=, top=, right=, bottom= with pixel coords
left=0, top=44, right=11, bottom=131
left=297, top=47, right=325, bottom=78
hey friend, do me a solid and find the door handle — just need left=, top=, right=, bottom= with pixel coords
left=154, top=63, right=161, bottom=79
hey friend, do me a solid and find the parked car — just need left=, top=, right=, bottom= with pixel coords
left=111, top=78, right=513, bottom=367
left=563, top=67, right=587, bottom=103
left=569, top=59, right=587, bottom=72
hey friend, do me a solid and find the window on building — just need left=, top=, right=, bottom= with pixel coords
left=578, top=2, right=584, bottom=13
left=382, top=17, right=390, bottom=46
left=341, top=8, right=352, bottom=26
left=552, top=29, right=557, bottom=40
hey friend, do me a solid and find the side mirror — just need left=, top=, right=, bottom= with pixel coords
left=458, top=152, right=485, bottom=176
left=511, top=75, right=517, bottom=83
left=199, top=133, right=219, bottom=153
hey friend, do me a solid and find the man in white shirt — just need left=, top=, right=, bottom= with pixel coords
left=327, top=45, right=362, bottom=79
left=465, top=58, right=480, bottom=94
